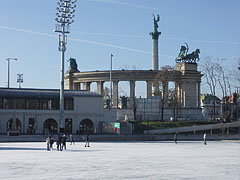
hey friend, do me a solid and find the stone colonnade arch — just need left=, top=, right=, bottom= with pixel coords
left=65, top=63, right=203, bottom=109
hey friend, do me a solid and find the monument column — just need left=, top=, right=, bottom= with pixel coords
left=150, top=14, right=161, bottom=96
left=130, top=80, right=136, bottom=107
left=97, top=81, right=104, bottom=95
left=113, top=81, right=119, bottom=108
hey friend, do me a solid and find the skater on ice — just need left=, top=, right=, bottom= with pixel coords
left=70, top=134, right=75, bottom=145
left=45, top=136, right=50, bottom=151
left=203, top=133, right=207, bottom=145
left=174, top=132, right=178, bottom=144
left=50, top=136, right=54, bottom=150
left=62, top=134, right=67, bottom=150
left=85, top=134, right=90, bottom=147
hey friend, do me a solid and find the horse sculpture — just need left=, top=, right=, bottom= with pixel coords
left=175, top=43, right=200, bottom=64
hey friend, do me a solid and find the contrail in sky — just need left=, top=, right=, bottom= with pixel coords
left=87, top=0, right=158, bottom=10
left=72, top=31, right=240, bottom=45
left=0, top=25, right=174, bottom=58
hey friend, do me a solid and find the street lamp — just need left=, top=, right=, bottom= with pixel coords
left=54, top=0, right=77, bottom=133
left=110, top=54, right=113, bottom=109
left=17, top=74, right=23, bottom=88
left=6, top=58, right=18, bottom=88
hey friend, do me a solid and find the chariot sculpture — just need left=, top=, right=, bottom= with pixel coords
left=175, top=43, right=200, bottom=63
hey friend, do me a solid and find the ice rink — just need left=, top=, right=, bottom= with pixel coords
left=0, top=141, right=239, bottom=180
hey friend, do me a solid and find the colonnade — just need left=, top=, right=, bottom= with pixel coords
left=71, top=79, right=201, bottom=109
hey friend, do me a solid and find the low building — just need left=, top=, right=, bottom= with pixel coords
left=0, top=88, right=115, bottom=135
left=200, top=94, right=221, bottom=120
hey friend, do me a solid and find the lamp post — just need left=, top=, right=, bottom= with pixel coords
left=55, top=0, right=77, bottom=133
left=6, top=58, right=17, bottom=88
left=17, top=74, right=23, bottom=88
left=110, top=54, right=113, bottom=110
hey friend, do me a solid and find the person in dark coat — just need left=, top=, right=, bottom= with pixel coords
left=62, top=134, right=67, bottom=150
left=50, top=136, right=54, bottom=150
left=56, top=139, right=60, bottom=151
left=85, top=134, right=90, bottom=147
left=58, top=133, right=62, bottom=151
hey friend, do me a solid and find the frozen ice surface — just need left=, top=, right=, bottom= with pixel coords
left=0, top=141, right=239, bottom=180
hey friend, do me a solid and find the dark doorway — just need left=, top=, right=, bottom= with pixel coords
left=27, top=118, right=35, bottom=134
left=43, top=118, right=58, bottom=134
left=65, top=118, right=72, bottom=134
left=79, top=119, right=94, bottom=134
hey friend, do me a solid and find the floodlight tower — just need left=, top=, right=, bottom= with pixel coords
left=55, top=0, right=77, bottom=133
left=17, top=74, right=23, bottom=88
left=6, top=58, right=17, bottom=88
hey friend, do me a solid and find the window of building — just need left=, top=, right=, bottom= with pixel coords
left=65, top=118, right=72, bottom=134
left=51, top=100, right=59, bottom=110
left=0, top=98, right=2, bottom=109
left=26, top=100, right=39, bottom=109
left=40, top=100, right=49, bottom=110
left=15, top=99, right=25, bottom=109
left=65, top=99, right=74, bottom=110
left=3, top=99, right=14, bottom=109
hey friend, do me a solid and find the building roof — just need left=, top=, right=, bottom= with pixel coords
left=0, top=88, right=102, bottom=99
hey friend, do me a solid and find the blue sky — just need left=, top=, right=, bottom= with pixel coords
left=0, top=0, right=239, bottom=97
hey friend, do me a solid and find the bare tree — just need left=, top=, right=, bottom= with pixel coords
left=201, top=57, right=233, bottom=120
left=154, top=65, right=175, bottom=121
left=201, top=57, right=218, bottom=120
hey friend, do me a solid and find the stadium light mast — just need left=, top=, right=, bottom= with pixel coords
left=55, top=0, right=77, bottom=133
left=17, top=74, right=23, bottom=88
left=6, top=58, right=18, bottom=88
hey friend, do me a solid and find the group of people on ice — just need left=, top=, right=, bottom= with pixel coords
left=174, top=132, right=207, bottom=145
left=46, top=134, right=89, bottom=151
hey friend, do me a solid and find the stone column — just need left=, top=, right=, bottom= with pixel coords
left=146, top=80, right=152, bottom=98
left=161, top=81, right=168, bottom=105
left=97, top=81, right=104, bottom=95
left=112, top=81, right=119, bottom=108
left=175, top=81, right=182, bottom=107
left=152, top=39, right=159, bottom=70
left=130, top=80, right=136, bottom=107
left=152, top=81, right=160, bottom=96
left=65, top=75, right=73, bottom=90
left=73, top=82, right=81, bottom=90
left=82, top=82, right=91, bottom=91
left=197, top=81, right=201, bottom=107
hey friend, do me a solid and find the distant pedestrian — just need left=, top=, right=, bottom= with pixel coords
left=46, top=136, right=50, bottom=151
left=62, top=134, right=67, bottom=150
left=58, top=133, right=62, bottom=151
left=203, top=133, right=207, bottom=145
left=56, top=139, right=60, bottom=151
left=174, top=132, right=178, bottom=144
left=70, top=134, right=75, bottom=145
left=85, top=134, right=90, bottom=147
left=50, top=136, right=54, bottom=150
